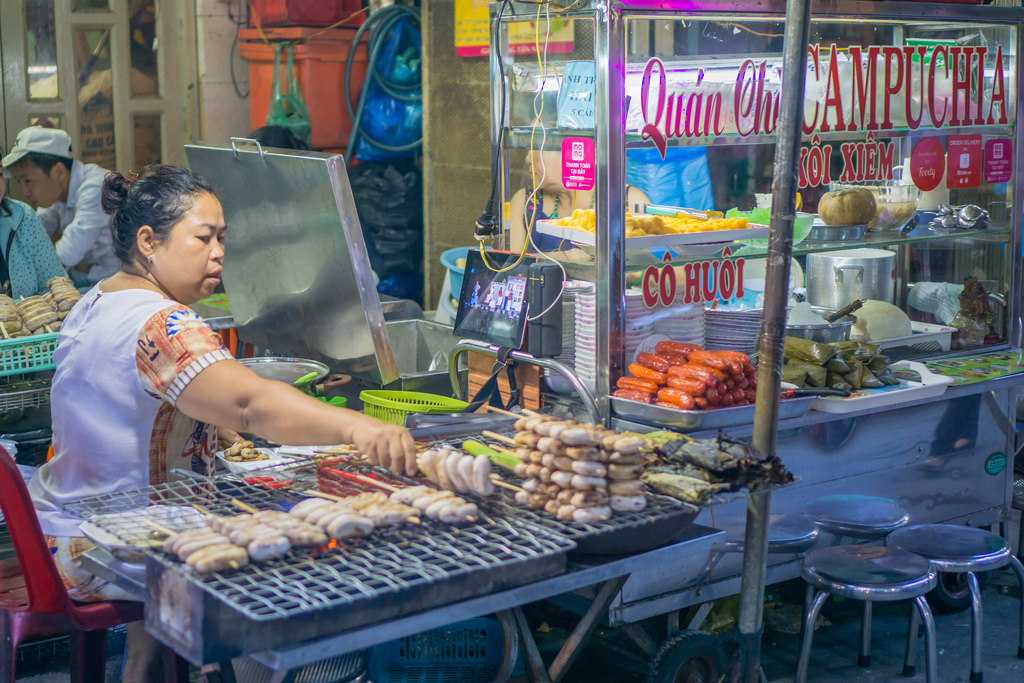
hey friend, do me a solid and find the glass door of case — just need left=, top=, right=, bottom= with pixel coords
left=0, top=0, right=194, bottom=187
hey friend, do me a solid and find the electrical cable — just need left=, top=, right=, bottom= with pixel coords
left=474, top=0, right=511, bottom=242
left=343, top=4, right=422, bottom=155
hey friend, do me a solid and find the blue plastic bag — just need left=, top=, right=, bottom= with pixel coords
left=355, top=17, right=422, bottom=161
left=626, top=147, right=714, bottom=210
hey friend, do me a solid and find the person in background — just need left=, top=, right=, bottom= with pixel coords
left=0, top=164, right=67, bottom=297
left=250, top=124, right=310, bottom=151
left=3, top=127, right=119, bottom=287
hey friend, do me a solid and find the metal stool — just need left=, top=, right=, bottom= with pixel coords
left=888, top=524, right=1024, bottom=681
left=802, top=494, right=910, bottom=667
left=797, top=545, right=938, bottom=683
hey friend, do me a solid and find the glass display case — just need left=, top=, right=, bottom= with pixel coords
left=488, top=1, right=1022, bottom=420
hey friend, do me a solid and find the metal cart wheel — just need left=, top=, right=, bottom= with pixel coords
left=647, top=631, right=726, bottom=683
left=927, top=571, right=988, bottom=614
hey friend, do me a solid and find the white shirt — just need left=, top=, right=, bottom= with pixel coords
left=30, top=287, right=230, bottom=536
left=36, top=161, right=120, bottom=284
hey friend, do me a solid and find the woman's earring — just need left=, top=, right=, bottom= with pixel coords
left=146, top=255, right=154, bottom=268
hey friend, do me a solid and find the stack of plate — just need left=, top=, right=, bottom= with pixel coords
left=574, top=285, right=597, bottom=390
left=704, top=306, right=762, bottom=354
left=654, top=303, right=705, bottom=346
left=550, top=281, right=591, bottom=374
left=573, top=288, right=654, bottom=390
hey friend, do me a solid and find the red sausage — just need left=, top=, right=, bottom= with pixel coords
left=613, top=389, right=654, bottom=403
left=657, top=387, right=696, bottom=410
left=617, top=376, right=660, bottom=393
left=656, top=340, right=701, bottom=356
left=688, top=350, right=729, bottom=371
left=636, top=352, right=671, bottom=374
left=627, top=363, right=667, bottom=385
left=693, top=397, right=709, bottom=409
left=667, top=377, right=706, bottom=395
left=668, top=364, right=717, bottom=385
left=661, top=351, right=690, bottom=367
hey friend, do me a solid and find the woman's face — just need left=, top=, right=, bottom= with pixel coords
left=147, top=192, right=226, bottom=304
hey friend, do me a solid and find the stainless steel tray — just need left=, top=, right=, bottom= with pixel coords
left=610, top=395, right=815, bottom=431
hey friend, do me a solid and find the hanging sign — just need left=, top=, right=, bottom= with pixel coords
left=454, top=0, right=575, bottom=57
left=947, top=135, right=982, bottom=189
left=561, top=137, right=595, bottom=191
left=638, top=42, right=1011, bottom=157
left=984, top=138, right=1012, bottom=184
left=641, top=248, right=746, bottom=309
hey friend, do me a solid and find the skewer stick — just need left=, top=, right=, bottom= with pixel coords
left=142, top=517, right=176, bottom=537
left=481, top=430, right=517, bottom=447
left=191, top=504, right=214, bottom=518
left=0, top=322, right=9, bottom=340
left=231, top=499, right=259, bottom=514
left=489, top=475, right=524, bottom=494
left=484, top=405, right=520, bottom=418
left=333, top=469, right=399, bottom=493
left=520, top=408, right=542, bottom=417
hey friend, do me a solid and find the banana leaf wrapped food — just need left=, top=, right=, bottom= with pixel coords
left=784, top=336, right=835, bottom=364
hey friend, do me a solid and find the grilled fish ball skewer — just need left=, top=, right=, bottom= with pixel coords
left=609, top=480, right=645, bottom=496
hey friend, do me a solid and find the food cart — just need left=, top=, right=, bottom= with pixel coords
left=55, top=2, right=1024, bottom=682
left=471, top=0, right=1023, bottom=674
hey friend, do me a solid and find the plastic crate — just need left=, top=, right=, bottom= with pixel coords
left=367, top=617, right=506, bottom=683
left=441, top=247, right=471, bottom=301
left=359, top=390, right=468, bottom=426
left=0, top=333, right=59, bottom=379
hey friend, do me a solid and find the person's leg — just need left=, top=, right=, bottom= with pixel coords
left=121, top=621, right=162, bottom=683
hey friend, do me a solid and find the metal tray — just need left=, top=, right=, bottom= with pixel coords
left=610, top=395, right=816, bottom=431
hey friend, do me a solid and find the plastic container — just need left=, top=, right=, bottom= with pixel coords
left=367, top=617, right=509, bottom=683
left=360, top=390, right=468, bottom=426
left=440, top=247, right=471, bottom=299
left=240, top=27, right=368, bottom=150
left=250, top=0, right=364, bottom=27
left=0, top=332, right=59, bottom=378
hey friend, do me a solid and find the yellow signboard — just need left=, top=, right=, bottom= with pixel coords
left=455, top=0, right=575, bottom=57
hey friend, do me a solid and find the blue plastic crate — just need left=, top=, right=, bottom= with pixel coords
left=440, top=247, right=471, bottom=300
left=367, top=617, right=509, bottom=683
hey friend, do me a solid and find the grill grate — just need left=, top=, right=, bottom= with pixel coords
left=69, top=471, right=573, bottom=622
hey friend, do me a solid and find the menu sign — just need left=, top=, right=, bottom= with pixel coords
left=947, top=135, right=982, bottom=189
left=638, top=43, right=1011, bottom=157
left=984, top=138, right=1012, bottom=184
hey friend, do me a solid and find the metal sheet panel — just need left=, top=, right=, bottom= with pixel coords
left=185, top=140, right=398, bottom=384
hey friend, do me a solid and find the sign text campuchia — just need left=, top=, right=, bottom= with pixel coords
left=639, top=43, right=1011, bottom=158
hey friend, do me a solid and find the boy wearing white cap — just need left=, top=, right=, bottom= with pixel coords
left=3, top=127, right=119, bottom=285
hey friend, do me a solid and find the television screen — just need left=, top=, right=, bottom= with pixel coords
left=454, top=250, right=531, bottom=349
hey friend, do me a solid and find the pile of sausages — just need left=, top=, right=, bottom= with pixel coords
left=510, top=416, right=647, bottom=524
left=613, top=341, right=757, bottom=410
left=416, top=447, right=495, bottom=496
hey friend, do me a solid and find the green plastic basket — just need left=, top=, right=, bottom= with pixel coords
left=0, top=332, right=60, bottom=379
left=360, top=390, right=468, bottom=426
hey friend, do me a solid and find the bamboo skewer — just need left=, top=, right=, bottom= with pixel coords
left=484, top=405, right=520, bottom=418
left=142, top=517, right=176, bottom=536
left=481, top=430, right=517, bottom=447
left=231, top=499, right=259, bottom=514
left=0, top=322, right=9, bottom=340
left=489, top=475, right=524, bottom=494
left=302, top=486, right=420, bottom=524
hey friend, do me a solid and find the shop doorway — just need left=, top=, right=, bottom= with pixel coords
left=0, top=0, right=196, bottom=188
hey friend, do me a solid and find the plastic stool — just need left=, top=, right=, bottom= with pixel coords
left=803, top=494, right=910, bottom=667
left=888, top=524, right=1024, bottom=681
left=797, top=545, right=938, bottom=683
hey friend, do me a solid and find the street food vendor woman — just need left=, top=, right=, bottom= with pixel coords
left=27, top=165, right=417, bottom=676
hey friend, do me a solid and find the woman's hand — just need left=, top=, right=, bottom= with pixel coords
left=353, top=418, right=417, bottom=476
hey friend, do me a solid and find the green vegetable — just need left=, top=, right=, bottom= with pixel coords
left=463, top=439, right=520, bottom=472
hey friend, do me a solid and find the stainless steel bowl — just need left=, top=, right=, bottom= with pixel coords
left=785, top=315, right=854, bottom=343
left=238, top=357, right=330, bottom=385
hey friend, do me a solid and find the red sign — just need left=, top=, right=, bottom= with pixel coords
left=641, top=248, right=746, bottom=309
left=984, top=138, right=1013, bottom=184
left=561, top=137, right=594, bottom=191
left=638, top=41, right=1010, bottom=158
left=947, top=135, right=982, bottom=189
left=910, top=137, right=945, bottom=192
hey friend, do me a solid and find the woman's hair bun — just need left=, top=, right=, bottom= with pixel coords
left=100, top=171, right=139, bottom=215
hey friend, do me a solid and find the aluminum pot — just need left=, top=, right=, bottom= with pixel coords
left=806, top=248, right=895, bottom=310
left=786, top=315, right=854, bottom=343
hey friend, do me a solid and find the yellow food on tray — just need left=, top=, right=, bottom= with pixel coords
left=555, top=209, right=748, bottom=236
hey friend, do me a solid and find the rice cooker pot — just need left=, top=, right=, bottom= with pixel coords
left=807, top=249, right=895, bottom=310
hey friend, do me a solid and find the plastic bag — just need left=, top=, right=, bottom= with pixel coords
left=355, top=17, right=422, bottom=161
left=626, top=147, right=714, bottom=209
left=266, top=44, right=311, bottom=147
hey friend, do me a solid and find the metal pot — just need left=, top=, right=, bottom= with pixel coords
left=806, top=249, right=895, bottom=310
left=786, top=315, right=854, bottom=343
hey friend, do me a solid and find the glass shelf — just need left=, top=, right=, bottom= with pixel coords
left=543, top=226, right=1012, bottom=279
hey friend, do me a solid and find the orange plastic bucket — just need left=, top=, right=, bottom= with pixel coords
left=240, top=27, right=368, bottom=150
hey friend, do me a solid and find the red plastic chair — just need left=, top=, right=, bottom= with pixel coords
left=0, top=447, right=143, bottom=683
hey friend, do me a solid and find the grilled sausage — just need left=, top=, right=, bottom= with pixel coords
left=186, top=544, right=249, bottom=574
left=247, top=535, right=291, bottom=562
left=325, top=513, right=374, bottom=539
left=610, top=495, right=647, bottom=513
left=572, top=506, right=612, bottom=524
left=176, top=534, right=232, bottom=560
left=472, top=455, right=494, bottom=496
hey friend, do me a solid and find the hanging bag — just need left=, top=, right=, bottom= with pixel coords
left=266, top=43, right=312, bottom=146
